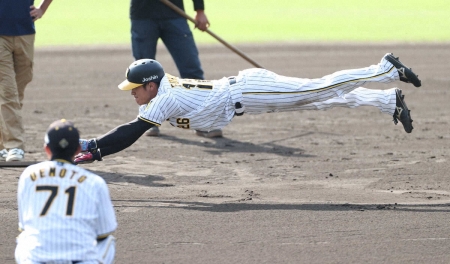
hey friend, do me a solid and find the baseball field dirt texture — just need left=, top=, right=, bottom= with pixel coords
left=1, top=42, right=450, bottom=263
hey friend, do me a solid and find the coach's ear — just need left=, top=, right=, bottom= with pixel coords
left=44, top=145, right=52, bottom=160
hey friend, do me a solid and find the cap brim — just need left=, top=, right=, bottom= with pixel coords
left=118, top=79, right=142, bottom=91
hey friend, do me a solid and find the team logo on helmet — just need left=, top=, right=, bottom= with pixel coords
left=142, top=75, right=159, bottom=82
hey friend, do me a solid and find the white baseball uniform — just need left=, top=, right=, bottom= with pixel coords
left=16, top=160, right=117, bottom=264
left=138, top=54, right=399, bottom=131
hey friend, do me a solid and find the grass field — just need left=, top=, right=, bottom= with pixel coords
left=35, top=0, right=450, bottom=47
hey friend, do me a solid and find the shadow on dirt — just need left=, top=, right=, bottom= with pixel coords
left=149, top=131, right=320, bottom=157
left=112, top=199, right=450, bottom=213
left=92, top=170, right=174, bottom=187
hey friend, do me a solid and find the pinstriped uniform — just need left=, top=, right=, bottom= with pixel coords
left=16, top=160, right=117, bottom=263
left=138, top=74, right=235, bottom=130
left=138, top=55, right=399, bottom=131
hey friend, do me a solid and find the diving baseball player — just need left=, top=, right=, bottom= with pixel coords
left=74, top=53, right=421, bottom=164
left=16, top=119, right=117, bottom=264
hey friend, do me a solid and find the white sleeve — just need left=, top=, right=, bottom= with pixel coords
left=139, top=94, right=180, bottom=125
left=17, top=170, right=28, bottom=231
left=96, top=181, right=117, bottom=236
left=96, top=235, right=116, bottom=264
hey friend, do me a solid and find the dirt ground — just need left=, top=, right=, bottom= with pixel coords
left=1, top=43, right=450, bottom=263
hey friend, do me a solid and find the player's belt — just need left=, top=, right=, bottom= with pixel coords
left=228, top=76, right=244, bottom=116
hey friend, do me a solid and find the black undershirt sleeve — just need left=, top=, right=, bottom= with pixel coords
left=95, top=118, right=154, bottom=157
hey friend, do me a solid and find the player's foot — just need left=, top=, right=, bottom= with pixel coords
left=0, top=149, right=8, bottom=161
left=195, top=129, right=223, bottom=138
left=384, top=53, right=421, bottom=87
left=6, top=148, right=25, bottom=162
left=393, top=89, right=413, bottom=133
left=144, top=126, right=160, bottom=137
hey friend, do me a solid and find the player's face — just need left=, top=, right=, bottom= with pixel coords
left=131, top=83, right=157, bottom=105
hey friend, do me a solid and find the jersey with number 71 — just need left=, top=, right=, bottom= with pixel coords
left=16, top=160, right=117, bottom=262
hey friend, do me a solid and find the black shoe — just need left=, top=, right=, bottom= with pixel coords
left=384, top=53, right=421, bottom=87
left=393, top=89, right=413, bottom=133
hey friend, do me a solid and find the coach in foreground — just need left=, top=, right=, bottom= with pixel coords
left=16, top=119, right=117, bottom=264
left=75, top=54, right=421, bottom=164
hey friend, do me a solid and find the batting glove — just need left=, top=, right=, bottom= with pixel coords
left=74, top=149, right=102, bottom=164
left=79, top=138, right=98, bottom=153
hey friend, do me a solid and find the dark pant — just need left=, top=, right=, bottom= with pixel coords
left=131, top=18, right=204, bottom=79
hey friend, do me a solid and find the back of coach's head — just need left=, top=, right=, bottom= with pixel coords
left=44, top=119, right=81, bottom=162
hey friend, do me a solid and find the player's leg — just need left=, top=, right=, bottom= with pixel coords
left=320, top=53, right=421, bottom=89
left=96, top=235, right=116, bottom=264
left=295, top=87, right=413, bottom=133
left=297, top=87, right=396, bottom=114
left=239, top=63, right=397, bottom=114
left=131, top=19, right=159, bottom=60
left=240, top=54, right=419, bottom=114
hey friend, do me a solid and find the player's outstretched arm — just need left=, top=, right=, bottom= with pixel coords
left=74, top=118, right=154, bottom=164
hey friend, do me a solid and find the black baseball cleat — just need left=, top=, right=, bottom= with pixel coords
left=393, top=89, right=413, bottom=133
left=384, top=53, right=421, bottom=87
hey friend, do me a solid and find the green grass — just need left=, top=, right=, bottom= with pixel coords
left=35, top=0, right=450, bottom=47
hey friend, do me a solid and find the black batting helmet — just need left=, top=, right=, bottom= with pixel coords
left=118, top=59, right=165, bottom=90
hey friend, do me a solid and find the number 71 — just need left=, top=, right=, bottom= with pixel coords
left=36, top=185, right=76, bottom=216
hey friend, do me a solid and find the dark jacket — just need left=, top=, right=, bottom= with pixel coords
left=130, top=0, right=204, bottom=20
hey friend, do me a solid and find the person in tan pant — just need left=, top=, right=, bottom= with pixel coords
left=0, top=0, right=53, bottom=161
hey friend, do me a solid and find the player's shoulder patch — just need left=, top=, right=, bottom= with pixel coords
left=165, top=73, right=180, bottom=88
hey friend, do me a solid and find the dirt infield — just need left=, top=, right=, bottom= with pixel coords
left=1, top=43, right=450, bottom=263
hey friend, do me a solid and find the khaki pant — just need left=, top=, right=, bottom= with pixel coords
left=0, top=34, right=35, bottom=150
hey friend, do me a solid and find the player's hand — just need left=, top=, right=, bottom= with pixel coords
left=73, top=149, right=102, bottom=164
left=74, top=150, right=102, bottom=164
left=80, top=138, right=98, bottom=152
left=74, top=152, right=95, bottom=164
